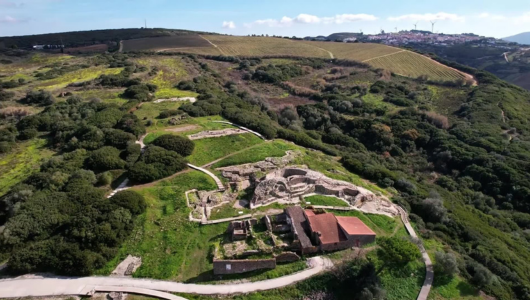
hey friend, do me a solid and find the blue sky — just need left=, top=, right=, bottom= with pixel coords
left=0, top=0, right=529, bottom=38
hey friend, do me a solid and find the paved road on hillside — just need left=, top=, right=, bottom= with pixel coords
left=0, top=257, right=332, bottom=298
left=397, top=206, right=433, bottom=300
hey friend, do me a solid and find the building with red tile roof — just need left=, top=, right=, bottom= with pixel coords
left=284, top=208, right=376, bottom=253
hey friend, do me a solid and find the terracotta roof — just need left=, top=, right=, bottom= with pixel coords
left=304, top=209, right=315, bottom=217
left=336, top=216, right=376, bottom=236
left=285, top=206, right=313, bottom=248
left=307, top=213, right=347, bottom=245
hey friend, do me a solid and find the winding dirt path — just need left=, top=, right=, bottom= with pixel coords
left=0, top=257, right=333, bottom=298
left=199, top=35, right=225, bottom=56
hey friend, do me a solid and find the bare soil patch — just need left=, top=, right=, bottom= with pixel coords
left=63, top=44, right=108, bottom=53
left=122, top=35, right=211, bottom=52
left=165, top=124, right=201, bottom=133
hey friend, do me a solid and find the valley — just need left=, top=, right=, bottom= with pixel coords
left=1, top=28, right=530, bottom=300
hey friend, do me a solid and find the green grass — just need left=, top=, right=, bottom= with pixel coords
left=303, top=195, right=349, bottom=207
left=368, top=250, right=425, bottom=300
left=29, top=66, right=123, bottom=91
left=430, top=275, right=481, bottom=300
left=0, top=138, right=55, bottom=197
left=73, top=89, right=128, bottom=105
left=135, top=57, right=198, bottom=99
left=134, top=101, right=187, bottom=120
left=187, top=133, right=264, bottom=166
left=191, top=260, right=307, bottom=284
left=209, top=202, right=251, bottom=220
left=211, top=140, right=297, bottom=168
left=97, top=171, right=227, bottom=281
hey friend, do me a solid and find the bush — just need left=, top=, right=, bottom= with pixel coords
left=103, top=128, right=136, bottom=149
left=152, top=134, right=195, bottom=157
left=110, top=190, right=146, bottom=215
left=23, top=90, right=55, bottom=106
left=128, top=146, right=188, bottom=183
left=18, top=128, right=38, bottom=140
left=85, top=146, right=126, bottom=171
left=435, top=251, right=459, bottom=276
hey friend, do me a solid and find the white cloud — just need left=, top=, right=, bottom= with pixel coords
left=222, top=21, right=236, bottom=29
left=0, top=15, right=21, bottom=23
left=478, top=13, right=506, bottom=20
left=514, top=12, right=530, bottom=23
left=388, top=12, right=465, bottom=22
left=245, top=13, right=377, bottom=28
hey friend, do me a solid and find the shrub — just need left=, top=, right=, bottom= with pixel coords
left=18, top=128, right=38, bottom=140
left=152, top=134, right=194, bottom=157
left=110, top=190, right=146, bottom=215
left=85, top=146, right=125, bottom=171
left=23, top=90, right=55, bottom=106
left=424, top=111, right=450, bottom=129
left=435, top=251, right=459, bottom=276
left=103, top=128, right=136, bottom=149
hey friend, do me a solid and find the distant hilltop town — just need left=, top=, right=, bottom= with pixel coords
left=302, top=30, right=515, bottom=49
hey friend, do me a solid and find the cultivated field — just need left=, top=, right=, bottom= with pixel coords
left=123, top=35, right=470, bottom=81
left=200, top=35, right=330, bottom=58
left=122, top=35, right=212, bottom=52
left=301, top=40, right=403, bottom=61
left=367, top=50, right=467, bottom=81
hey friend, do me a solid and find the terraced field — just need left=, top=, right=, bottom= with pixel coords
left=202, top=35, right=331, bottom=58
left=121, top=35, right=471, bottom=82
left=301, top=40, right=403, bottom=61
left=366, top=50, right=467, bottom=81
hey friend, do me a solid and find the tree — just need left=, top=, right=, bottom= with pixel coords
left=422, top=191, right=448, bottom=223
left=85, top=146, right=125, bottom=171
left=377, top=237, right=421, bottom=274
left=23, top=90, right=55, bottom=106
left=434, top=251, right=459, bottom=276
left=473, top=264, right=495, bottom=288
left=152, top=134, right=195, bottom=157
left=110, top=190, right=146, bottom=215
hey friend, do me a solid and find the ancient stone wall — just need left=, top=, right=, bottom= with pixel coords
left=213, top=258, right=276, bottom=275
left=275, top=252, right=301, bottom=263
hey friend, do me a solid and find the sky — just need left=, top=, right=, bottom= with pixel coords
left=0, top=0, right=529, bottom=38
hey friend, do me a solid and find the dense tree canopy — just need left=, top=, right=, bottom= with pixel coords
left=152, top=134, right=195, bottom=157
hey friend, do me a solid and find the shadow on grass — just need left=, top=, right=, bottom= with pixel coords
left=184, top=268, right=273, bottom=284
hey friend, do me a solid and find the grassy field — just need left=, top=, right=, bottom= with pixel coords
left=72, top=89, right=128, bottom=105
left=208, top=201, right=251, bottom=220
left=133, top=101, right=188, bottom=120
left=211, top=140, right=297, bottom=168
left=133, top=57, right=198, bottom=99
left=0, top=138, right=55, bottom=197
left=143, top=116, right=236, bottom=142
left=187, top=133, right=264, bottom=166
left=200, top=35, right=331, bottom=58
left=27, top=66, right=124, bottom=92
left=303, top=195, right=349, bottom=207
left=98, top=171, right=226, bottom=281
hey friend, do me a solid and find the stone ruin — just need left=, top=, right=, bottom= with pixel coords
left=186, top=189, right=238, bottom=220
left=217, top=150, right=301, bottom=192
left=251, top=167, right=378, bottom=208
left=188, top=128, right=247, bottom=140
left=227, top=219, right=258, bottom=241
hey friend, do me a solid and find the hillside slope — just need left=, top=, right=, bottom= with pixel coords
left=503, top=32, right=530, bottom=45
left=125, top=35, right=471, bottom=83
